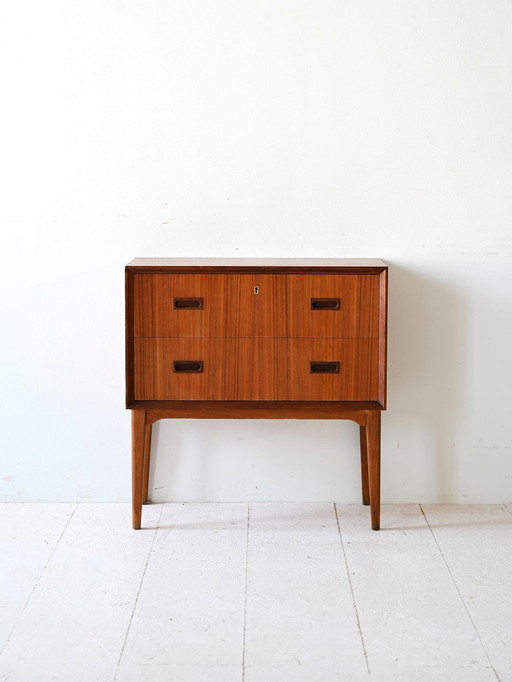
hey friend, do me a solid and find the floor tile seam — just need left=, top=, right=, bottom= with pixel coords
left=371, top=664, right=499, bottom=668
left=419, top=504, right=500, bottom=681
left=333, top=503, right=370, bottom=680
left=0, top=502, right=78, bottom=657
left=127, top=662, right=242, bottom=667
left=241, top=502, right=250, bottom=682
left=113, top=502, right=164, bottom=682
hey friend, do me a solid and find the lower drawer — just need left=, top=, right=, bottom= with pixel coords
left=134, top=338, right=379, bottom=401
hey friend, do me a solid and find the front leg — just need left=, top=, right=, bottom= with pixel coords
left=131, top=410, right=147, bottom=529
left=365, top=410, right=381, bottom=530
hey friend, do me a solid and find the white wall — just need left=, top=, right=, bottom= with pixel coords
left=1, top=0, right=512, bottom=504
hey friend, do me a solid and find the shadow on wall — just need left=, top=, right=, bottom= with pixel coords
left=386, top=262, right=468, bottom=502
left=143, top=262, right=469, bottom=504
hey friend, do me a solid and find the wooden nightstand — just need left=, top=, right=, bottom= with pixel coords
left=126, top=258, right=388, bottom=530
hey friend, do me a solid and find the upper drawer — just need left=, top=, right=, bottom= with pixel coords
left=133, top=273, right=379, bottom=338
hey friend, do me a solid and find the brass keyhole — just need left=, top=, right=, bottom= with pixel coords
left=254, top=286, right=259, bottom=294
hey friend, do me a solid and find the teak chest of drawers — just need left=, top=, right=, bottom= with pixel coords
left=126, top=258, right=388, bottom=530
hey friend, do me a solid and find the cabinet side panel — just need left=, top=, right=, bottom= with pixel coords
left=378, top=268, right=388, bottom=408
left=125, top=269, right=135, bottom=407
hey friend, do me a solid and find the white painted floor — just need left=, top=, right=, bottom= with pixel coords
left=1, top=504, right=511, bottom=682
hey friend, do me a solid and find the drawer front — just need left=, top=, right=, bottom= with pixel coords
left=134, top=274, right=230, bottom=338
left=233, top=274, right=379, bottom=338
left=134, top=338, right=236, bottom=400
left=285, top=275, right=379, bottom=339
left=236, top=338, right=379, bottom=401
left=134, top=273, right=379, bottom=339
left=134, top=273, right=284, bottom=338
left=235, top=339, right=378, bottom=400
left=135, top=338, right=280, bottom=401
left=134, top=338, right=378, bottom=401
left=276, top=338, right=379, bottom=401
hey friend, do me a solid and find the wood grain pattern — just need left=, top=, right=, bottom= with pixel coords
left=285, top=275, right=379, bottom=339
left=234, top=338, right=279, bottom=400
left=142, top=423, right=152, bottom=505
left=134, top=338, right=236, bottom=401
left=365, top=410, right=381, bottom=530
left=131, top=410, right=146, bottom=530
left=359, top=425, right=370, bottom=505
left=133, top=273, right=379, bottom=339
left=135, top=338, right=378, bottom=402
left=125, top=268, right=135, bottom=408
left=134, top=274, right=229, bottom=338
left=378, top=268, right=388, bottom=408
left=279, top=339, right=379, bottom=401
left=144, top=405, right=372, bottom=423
left=126, top=258, right=388, bottom=531
left=229, top=274, right=287, bottom=337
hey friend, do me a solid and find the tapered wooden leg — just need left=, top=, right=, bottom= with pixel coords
left=131, top=410, right=147, bottom=529
left=365, top=410, right=381, bottom=530
left=359, top=425, right=370, bottom=505
left=142, top=423, right=152, bottom=504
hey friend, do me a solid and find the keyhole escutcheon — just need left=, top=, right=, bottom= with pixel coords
left=254, top=286, right=259, bottom=294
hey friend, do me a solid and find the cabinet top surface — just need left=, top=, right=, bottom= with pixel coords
left=126, top=257, right=387, bottom=272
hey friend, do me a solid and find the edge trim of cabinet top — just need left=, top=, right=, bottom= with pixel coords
left=126, top=257, right=387, bottom=274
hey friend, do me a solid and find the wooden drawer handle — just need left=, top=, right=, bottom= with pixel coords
left=173, top=361, right=204, bottom=373
left=310, top=361, right=340, bottom=374
left=173, top=297, right=203, bottom=310
left=310, top=298, right=340, bottom=310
